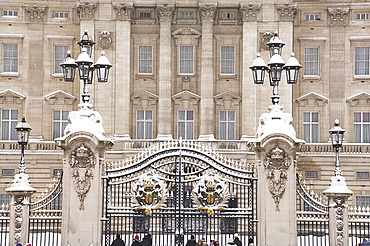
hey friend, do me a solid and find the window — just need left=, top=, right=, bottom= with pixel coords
left=356, top=196, right=370, bottom=207
left=303, top=112, right=319, bottom=143
left=1, top=109, right=18, bottom=140
left=53, top=169, right=63, bottom=177
left=2, top=10, right=18, bottom=17
left=179, top=46, right=193, bottom=74
left=137, top=110, right=152, bottom=139
left=0, top=193, right=10, bottom=205
left=222, top=12, right=235, bottom=19
left=219, top=111, right=235, bottom=140
left=356, top=13, right=370, bottom=20
left=304, top=48, right=319, bottom=76
left=354, top=112, right=370, bottom=143
left=138, top=46, right=153, bottom=74
left=139, top=12, right=151, bottom=19
left=54, top=12, right=69, bottom=18
left=181, top=12, right=193, bottom=19
left=54, top=45, right=68, bottom=74
left=355, top=47, right=370, bottom=75
left=2, top=169, right=15, bottom=177
left=3, top=44, right=18, bottom=73
left=178, top=110, right=194, bottom=140
left=220, top=46, right=235, bottom=75
left=356, top=172, right=369, bottom=180
left=305, top=14, right=320, bottom=21
left=305, top=171, right=318, bottom=179
left=53, top=110, right=69, bottom=139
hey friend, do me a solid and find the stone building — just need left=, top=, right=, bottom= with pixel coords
left=0, top=0, right=369, bottom=208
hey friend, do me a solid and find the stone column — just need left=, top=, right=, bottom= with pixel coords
left=55, top=102, right=113, bottom=246
left=198, top=3, right=217, bottom=140
left=240, top=4, right=261, bottom=138
left=323, top=175, right=353, bottom=246
left=251, top=104, right=304, bottom=246
left=6, top=172, right=36, bottom=245
left=112, top=3, right=133, bottom=140
left=76, top=2, right=97, bottom=104
left=156, top=4, right=175, bottom=140
left=276, top=4, right=298, bottom=114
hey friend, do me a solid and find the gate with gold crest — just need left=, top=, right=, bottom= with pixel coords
left=102, top=140, right=257, bottom=246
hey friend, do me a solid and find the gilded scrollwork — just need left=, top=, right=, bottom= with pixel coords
left=264, top=147, right=291, bottom=211
left=131, top=172, right=168, bottom=215
left=69, top=144, right=96, bottom=210
left=192, top=172, right=229, bottom=216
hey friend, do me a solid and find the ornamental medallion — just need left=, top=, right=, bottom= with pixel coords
left=131, top=172, right=168, bottom=215
left=192, top=172, right=229, bottom=216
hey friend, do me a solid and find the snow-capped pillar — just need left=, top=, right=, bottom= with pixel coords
left=323, top=176, right=352, bottom=246
left=6, top=173, right=36, bottom=246
left=55, top=102, right=113, bottom=246
left=249, top=104, right=304, bottom=246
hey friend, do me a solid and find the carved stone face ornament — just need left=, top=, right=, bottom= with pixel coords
left=131, top=172, right=168, bottom=215
left=192, top=172, right=229, bottom=216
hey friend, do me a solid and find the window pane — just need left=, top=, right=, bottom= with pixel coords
left=62, top=111, right=69, bottom=120
left=357, top=172, right=369, bottom=180
left=220, top=122, right=226, bottom=140
left=1, top=121, right=9, bottom=140
left=363, top=112, right=370, bottom=122
left=145, top=110, right=152, bottom=120
left=62, top=122, right=68, bottom=135
left=179, top=46, right=193, bottom=74
left=10, top=121, right=17, bottom=140
left=3, top=44, right=18, bottom=72
left=178, top=122, right=185, bottom=139
left=363, top=124, right=370, bottom=143
left=2, top=109, right=9, bottom=120
left=145, top=122, right=152, bottom=139
left=312, top=124, right=319, bottom=143
left=54, top=110, right=60, bottom=120
left=55, top=45, right=69, bottom=73
left=355, top=47, right=370, bottom=75
left=305, top=171, right=318, bottom=179
left=303, top=112, right=310, bottom=122
left=220, top=111, right=226, bottom=121
left=354, top=112, right=361, bottom=122
left=228, top=111, right=235, bottom=121
left=178, top=110, right=185, bottom=121
left=138, top=46, right=153, bottom=74
left=311, top=112, right=319, bottom=122
left=220, top=46, right=235, bottom=74
left=186, top=122, right=193, bottom=140
left=10, top=110, right=18, bottom=120
left=228, top=122, right=235, bottom=140
left=137, top=122, right=144, bottom=139
left=303, top=124, right=310, bottom=142
left=137, top=110, right=144, bottom=120
left=186, top=110, right=193, bottom=121
left=53, top=122, right=60, bottom=139
left=354, top=124, right=361, bottom=143
left=304, top=47, right=319, bottom=75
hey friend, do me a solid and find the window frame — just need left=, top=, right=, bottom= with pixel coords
left=356, top=171, right=370, bottom=180
left=136, top=109, right=153, bottom=140
left=304, top=47, right=319, bottom=76
left=52, top=110, right=69, bottom=140
left=220, top=46, right=235, bottom=75
left=219, top=110, right=236, bottom=140
left=303, top=112, right=319, bottom=143
left=53, top=12, right=69, bottom=19
left=354, top=112, right=370, bottom=143
left=3, top=43, right=18, bottom=73
left=356, top=13, right=370, bottom=20
left=354, top=47, right=370, bottom=76
left=179, top=45, right=194, bottom=75
left=2, top=10, right=18, bottom=17
left=54, top=45, right=69, bottom=74
left=304, top=170, right=318, bottom=179
left=177, top=110, right=194, bottom=140
left=305, top=14, right=320, bottom=21
left=2, top=168, right=15, bottom=177
left=138, top=45, right=153, bottom=75
left=1, top=109, right=18, bottom=141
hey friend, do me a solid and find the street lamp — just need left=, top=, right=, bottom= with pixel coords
left=15, top=116, right=32, bottom=174
left=329, top=119, right=345, bottom=176
left=60, top=30, right=112, bottom=103
left=249, top=31, right=302, bottom=105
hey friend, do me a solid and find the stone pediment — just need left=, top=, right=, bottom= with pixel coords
left=346, top=92, right=370, bottom=107
left=172, top=28, right=201, bottom=37
left=172, top=28, right=201, bottom=45
left=172, top=90, right=200, bottom=106
left=0, top=89, right=26, bottom=104
left=296, top=92, right=328, bottom=107
left=214, top=91, right=241, bottom=108
left=44, top=90, right=76, bottom=105
left=131, top=90, right=158, bottom=109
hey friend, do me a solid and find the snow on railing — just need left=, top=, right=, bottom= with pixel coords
left=0, top=141, right=59, bottom=151
left=300, top=143, right=370, bottom=154
left=296, top=211, right=329, bottom=221
left=349, top=206, right=370, bottom=222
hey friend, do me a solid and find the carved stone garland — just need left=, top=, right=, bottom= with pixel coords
left=264, top=147, right=291, bottom=211
left=13, top=195, right=24, bottom=244
left=334, top=198, right=345, bottom=246
left=69, top=144, right=96, bottom=210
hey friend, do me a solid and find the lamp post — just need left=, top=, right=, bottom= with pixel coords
left=15, top=116, right=32, bottom=174
left=329, top=119, right=345, bottom=176
left=249, top=30, right=302, bottom=105
left=60, top=30, right=112, bottom=103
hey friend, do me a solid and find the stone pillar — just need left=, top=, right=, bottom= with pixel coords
left=198, top=3, right=217, bottom=140
left=76, top=2, right=97, bottom=104
left=323, top=175, right=353, bottom=246
left=112, top=3, right=133, bottom=140
left=240, top=4, right=261, bottom=138
left=55, top=102, right=113, bottom=246
left=250, top=104, right=304, bottom=246
left=6, top=172, right=36, bottom=245
left=156, top=4, right=175, bottom=140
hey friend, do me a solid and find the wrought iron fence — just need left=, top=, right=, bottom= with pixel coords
left=0, top=206, right=9, bottom=246
left=349, top=206, right=370, bottom=245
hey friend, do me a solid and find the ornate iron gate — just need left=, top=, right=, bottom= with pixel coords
left=102, top=141, right=257, bottom=246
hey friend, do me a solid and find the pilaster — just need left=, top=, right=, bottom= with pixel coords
left=198, top=3, right=217, bottom=140
left=156, top=4, right=175, bottom=140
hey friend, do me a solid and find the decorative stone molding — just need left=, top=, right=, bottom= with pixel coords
left=172, top=27, right=201, bottom=36
left=259, top=32, right=274, bottom=51
left=346, top=92, right=370, bottom=107
left=328, top=8, right=349, bottom=26
left=276, top=4, right=298, bottom=22
left=264, top=147, right=291, bottom=211
left=240, top=4, right=261, bottom=22
left=296, top=92, right=329, bottom=107
left=199, top=3, right=217, bottom=22
left=172, top=90, right=200, bottom=109
left=131, top=90, right=158, bottom=109
left=13, top=195, right=24, bottom=243
left=157, top=4, right=175, bottom=22
left=98, top=30, right=113, bottom=49
left=44, top=90, right=76, bottom=105
left=112, top=2, right=134, bottom=21
left=76, top=1, right=97, bottom=19
left=0, top=89, right=25, bottom=104
left=214, top=91, right=241, bottom=110
left=69, top=144, right=96, bottom=210
left=172, top=28, right=201, bottom=46
left=24, top=5, right=46, bottom=22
